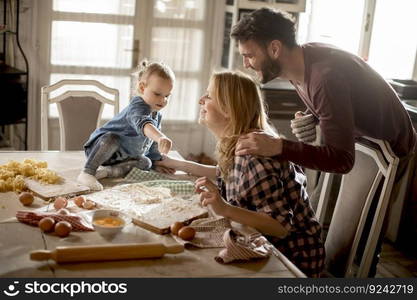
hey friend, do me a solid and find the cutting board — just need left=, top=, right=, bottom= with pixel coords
left=131, top=195, right=209, bottom=234
left=132, top=210, right=208, bottom=235
left=25, top=170, right=90, bottom=201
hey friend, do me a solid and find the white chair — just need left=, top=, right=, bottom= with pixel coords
left=41, top=79, right=119, bottom=151
left=316, top=137, right=399, bottom=277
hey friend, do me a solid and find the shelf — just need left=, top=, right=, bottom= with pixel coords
left=0, top=118, right=27, bottom=126
left=0, top=30, right=17, bottom=34
left=235, top=0, right=306, bottom=13
left=0, top=0, right=29, bottom=150
left=261, top=78, right=296, bottom=91
left=0, top=63, right=28, bottom=76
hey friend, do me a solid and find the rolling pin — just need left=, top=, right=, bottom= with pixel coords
left=30, top=243, right=184, bottom=263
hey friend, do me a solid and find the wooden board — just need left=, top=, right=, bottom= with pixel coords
left=132, top=211, right=208, bottom=235
left=25, top=176, right=90, bottom=201
left=129, top=196, right=209, bottom=234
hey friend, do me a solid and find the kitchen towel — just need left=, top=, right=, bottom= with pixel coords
left=140, top=180, right=195, bottom=196
left=172, top=216, right=273, bottom=263
left=172, top=216, right=232, bottom=248
left=16, top=210, right=94, bottom=231
left=125, top=168, right=173, bottom=181
left=125, top=168, right=196, bottom=195
left=214, top=229, right=273, bottom=263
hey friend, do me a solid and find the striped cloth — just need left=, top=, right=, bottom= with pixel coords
left=16, top=211, right=94, bottom=231
left=215, top=229, right=272, bottom=263
left=125, top=168, right=196, bottom=195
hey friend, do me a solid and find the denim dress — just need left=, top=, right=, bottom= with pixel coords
left=84, top=96, right=162, bottom=164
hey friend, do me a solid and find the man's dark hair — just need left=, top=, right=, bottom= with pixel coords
left=231, top=7, right=297, bottom=48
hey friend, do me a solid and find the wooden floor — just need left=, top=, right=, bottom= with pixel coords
left=376, top=241, right=417, bottom=277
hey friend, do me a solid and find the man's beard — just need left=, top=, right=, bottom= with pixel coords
left=259, top=56, right=282, bottom=84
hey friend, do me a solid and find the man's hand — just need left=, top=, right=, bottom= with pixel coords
left=235, top=131, right=282, bottom=157
left=158, top=136, right=172, bottom=154
left=290, top=112, right=317, bottom=144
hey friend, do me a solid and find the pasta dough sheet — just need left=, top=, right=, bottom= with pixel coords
left=86, top=183, right=208, bottom=234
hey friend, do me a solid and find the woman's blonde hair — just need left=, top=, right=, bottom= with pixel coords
left=212, top=71, right=276, bottom=180
left=133, top=59, right=175, bottom=95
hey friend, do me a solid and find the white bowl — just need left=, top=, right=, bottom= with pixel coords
left=92, top=209, right=130, bottom=236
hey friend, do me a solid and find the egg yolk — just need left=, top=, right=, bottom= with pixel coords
left=93, top=216, right=124, bottom=227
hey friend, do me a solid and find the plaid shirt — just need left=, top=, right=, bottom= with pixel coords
left=216, top=155, right=325, bottom=277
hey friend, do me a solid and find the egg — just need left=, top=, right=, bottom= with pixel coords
left=53, top=197, right=68, bottom=210
left=170, top=221, right=184, bottom=236
left=54, top=221, right=72, bottom=237
left=72, top=196, right=85, bottom=208
left=82, top=199, right=96, bottom=210
left=19, top=192, right=34, bottom=206
left=38, top=217, right=55, bottom=233
left=178, top=226, right=196, bottom=241
left=57, top=208, right=70, bottom=215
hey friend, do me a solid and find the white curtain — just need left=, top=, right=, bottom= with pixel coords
left=147, top=0, right=212, bottom=121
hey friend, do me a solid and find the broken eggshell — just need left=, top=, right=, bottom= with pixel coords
left=57, top=208, right=70, bottom=215
left=53, top=197, right=68, bottom=210
left=72, top=196, right=85, bottom=208
left=82, top=199, right=96, bottom=210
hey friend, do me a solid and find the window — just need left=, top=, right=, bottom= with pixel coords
left=47, top=0, right=212, bottom=121
left=367, top=0, right=417, bottom=79
left=49, top=0, right=137, bottom=118
left=299, top=0, right=365, bottom=55
left=147, top=0, right=211, bottom=121
left=298, top=0, right=417, bottom=80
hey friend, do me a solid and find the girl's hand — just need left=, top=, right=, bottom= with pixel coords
left=158, top=137, right=172, bottom=154
left=195, top=177, right=229, bottom=217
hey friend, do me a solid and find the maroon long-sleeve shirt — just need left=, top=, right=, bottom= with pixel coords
left=281, top=43, right=416, bottom=173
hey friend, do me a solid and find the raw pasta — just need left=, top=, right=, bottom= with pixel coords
left=0, top=159, right=61, bottom=192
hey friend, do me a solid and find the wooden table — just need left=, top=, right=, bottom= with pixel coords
left=0, top=151, right=305, bottom=278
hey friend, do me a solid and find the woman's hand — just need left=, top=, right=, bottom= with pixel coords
left=158, top=136, right=172, bottom=154
left=153, top=165, right=176, bottom=174
left=154, top=154, right=180, bottom=169
left=195, top=177, right=229, bottom=217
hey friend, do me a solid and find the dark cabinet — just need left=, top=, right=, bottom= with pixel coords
left=0, top=0, right=29, bottom=149
left=262, top=86, right=306, bottom=141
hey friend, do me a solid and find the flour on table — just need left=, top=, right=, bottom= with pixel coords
left=86, top=183, right=206, bottom=222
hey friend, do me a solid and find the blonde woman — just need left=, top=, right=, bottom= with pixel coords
left=157, top=71, right=324, bottom=277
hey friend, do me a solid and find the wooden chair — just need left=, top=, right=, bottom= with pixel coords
left=316, top=137, right=399, bottom=277
left=41, top=79, right=119, bottom=151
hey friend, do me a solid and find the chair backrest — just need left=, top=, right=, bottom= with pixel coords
left=41, top=79, right=119, bottom=151
left=316, top=137, right=399, bottom=277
